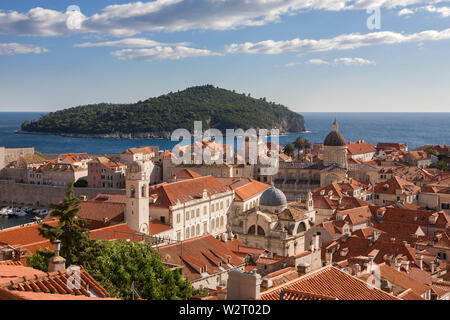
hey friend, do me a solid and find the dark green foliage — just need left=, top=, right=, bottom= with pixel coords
left=27, top=247, right=54, bottom=272
left=37, top=181, right=93, bottom=266
left=293, top=136, right=311, bottom=160
left=74, top=179, right=88, bottom=188
left=29, top=183, right=194, bottom=300
left=84, top=240, right=193, bottom=300
left=21, top=85, right=305, bottom=134
left=283, top=143, right=294, bottom=157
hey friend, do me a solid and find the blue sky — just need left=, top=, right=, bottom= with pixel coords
left=0, top=0, right=449, bottom=113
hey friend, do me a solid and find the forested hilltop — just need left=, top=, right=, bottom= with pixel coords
left=20, top=85, right=305, bottom=138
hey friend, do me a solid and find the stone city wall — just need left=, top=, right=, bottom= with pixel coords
left=0, top=180, right=125, bottom=207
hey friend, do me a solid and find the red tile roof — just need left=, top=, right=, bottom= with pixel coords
left=0, top=265, right=111, bottom=299
left=374, top=176, right=420, bottom=195
left=158, top=235, right=244, bottom=282
left=149, top=176, right=230, bottom=208
left=218, top=178, right=270, bottom=201
left=347, top=142, right=376, bottom=155
left=171, top=169, right=202, bottom=180
left=260, top=266, right=398, bottom=300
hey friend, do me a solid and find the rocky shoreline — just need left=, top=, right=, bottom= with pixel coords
left=15, top=130, right=173, bottom=140
left=15, top=128, right=305, bottom=140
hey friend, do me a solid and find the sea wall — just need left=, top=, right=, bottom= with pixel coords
left=0, top=147, right=35, bottom=171
left=0, top=180, right=125, bottom=207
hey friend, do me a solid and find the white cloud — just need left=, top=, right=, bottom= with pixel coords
left=334, top=57, right=376, bottom=65
left=0, top=43, right=48, bottom=56
left=1, top=1, right=449, bottom=37
left=226, top=28, right=450, bottom=54
left=110, top=46, right=219, bottom=61
left=306, top=58, right=330, bottom=65
left=284, top=62, right=301, bottom=67
left=398, top=8, right=415, bottom=15
left=420, top=5, right=450, bottom=16
left=74, top=37, right=188, bottom=48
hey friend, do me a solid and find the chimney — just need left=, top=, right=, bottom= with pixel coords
left=227, top=270, right=261, bottom=300
left=416, top=255, right=424, bottom=270
left=48, top=240, right=66, bottom=272
left=313, top=233, right=320, bottom=252
left=297, top=263, right=311, bottom=276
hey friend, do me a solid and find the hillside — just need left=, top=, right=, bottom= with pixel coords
left=20, top=85, right=305, bottom=138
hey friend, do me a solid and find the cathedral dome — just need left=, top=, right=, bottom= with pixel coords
left=260, top=186, right=287, bottom=209
left=324, top=118, right=347, bottom=147
left=324, top=131, right=347, bottom=147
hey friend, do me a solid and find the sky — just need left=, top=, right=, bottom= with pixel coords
left=0, top=0, right=449, bottom=113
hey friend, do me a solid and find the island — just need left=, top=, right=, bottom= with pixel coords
left=19, top=85, right=306, bottom=139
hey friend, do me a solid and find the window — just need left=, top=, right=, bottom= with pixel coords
left=220, top=216, right=224, bottom=227
left=186, top=212, right=189, bottom=221
left=186, top=228, right=190, bottom=239
left=442, top=203, right=450, bottom=210
left=176, top=214, right=181, bottom=224
left=211, top=219, right=215, bottom=230
left=196, top=224, right=200, bottom=236
left=203, top=222, right=208, bottom=235
left=203, top=206, right=207, bottom=215
left=191, top=211, right=195, bottom=219
left=130, top=186, right=136, bottom=198
left=211, top=203, right=215, bottom=212
left=196, top=208, right=200, bottom=217
left=160, top=216, right=165, bottom=224
left=177, top=231, right=181, bottom=241
left=220, top=202, right=223, bottom=210
left=191, top=226, right=195, bottom=237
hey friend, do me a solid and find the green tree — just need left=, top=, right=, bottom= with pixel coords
left=38, top=181, right=92, bottom=266
left=293, top=136, right=311, bottom=161
left=283, top=143, right=294, bottom=157
left=27, top=247, right=54, bottom=272
left=86, top=240, right=193, bottom=300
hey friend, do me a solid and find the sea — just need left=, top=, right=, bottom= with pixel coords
left=0, top=112, right=449, bottom=230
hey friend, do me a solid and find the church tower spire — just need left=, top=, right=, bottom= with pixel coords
left=332, top=117, right=338, bottom=132
left=125, top=161, right=149, bottom=234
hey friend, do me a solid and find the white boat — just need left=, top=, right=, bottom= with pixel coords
left=0, top=207, right=13, bottom=216
left=14, top=209, right=28, bottom=217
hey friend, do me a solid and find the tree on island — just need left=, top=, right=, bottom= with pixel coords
left=28, top=182, right=193, bottom=300
left=293, top=136, right=311, bottom=161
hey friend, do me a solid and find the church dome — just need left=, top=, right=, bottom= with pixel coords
left=324, top=131, right=347, bottom=147
left=260, top=186, right=287, bottom=209
left=324, top=118, right=347, bottom=147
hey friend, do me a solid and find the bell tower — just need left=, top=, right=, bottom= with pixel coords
left=125, top=161, right=149, bottom=234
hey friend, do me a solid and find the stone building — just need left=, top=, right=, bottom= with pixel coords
left=229, top=185, right=316, bottom=257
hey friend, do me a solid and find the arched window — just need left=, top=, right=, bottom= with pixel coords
left=296, top=222, right=306, bottom=233
left=191, top=226, right=195, bottom=237
left=248, top=225, right=256, bottom=234
left=186, top=228, right=190, bottom=239
left=211, top=219, right=215, bottom=230
left=130, top=186, right=136, bottom=198
left=257, top=226, right=265, bottom=236
left=141, top=185, right=146, bottom=197
left=196, top=224, right=200, bottom=236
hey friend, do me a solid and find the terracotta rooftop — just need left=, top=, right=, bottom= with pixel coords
left=260, top=265, right=398, bottom=300
left=149, top=176, right=230, bottom=208
left=158, top=234, right=244, bottom=282
left=217, top=178, right=270, bottom=201
left=347, top=142, right=376, bottom=155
